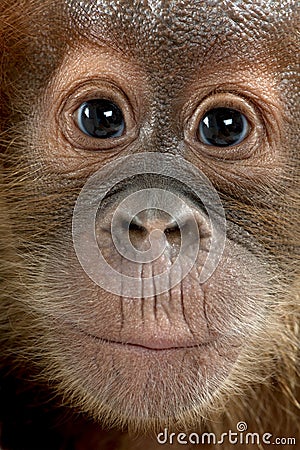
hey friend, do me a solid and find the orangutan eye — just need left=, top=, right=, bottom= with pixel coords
left=199, top=107, right=249, bottom=147
left=76, top=99, right=125, bottom=138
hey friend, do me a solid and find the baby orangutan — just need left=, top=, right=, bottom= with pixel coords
left=0, top=0, right=299, bottom=449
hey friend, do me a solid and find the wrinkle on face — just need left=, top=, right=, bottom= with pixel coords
left=66, top=0, right=298, bottom=73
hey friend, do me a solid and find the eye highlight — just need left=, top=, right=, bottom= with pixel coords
left=199, top=107, right=249, bottom=147
left=76, top=99, right=125, bottom=138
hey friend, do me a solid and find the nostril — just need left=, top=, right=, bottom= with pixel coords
left=164, top=220, right=181, bottom=246
left=129, top=219, right=147, bottom=234
left=164, top=219, right=180, bottom=235
left=165, top=227, right=180, bottom=237
left=129, top=216, right=148, bottom=246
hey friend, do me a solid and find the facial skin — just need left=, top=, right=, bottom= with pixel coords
left=0, top=1, right=299, bottom=449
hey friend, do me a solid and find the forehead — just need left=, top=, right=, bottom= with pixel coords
left=66, top=0, right=297, bottom=71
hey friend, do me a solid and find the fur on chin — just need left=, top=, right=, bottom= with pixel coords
left=23, top=292, right=297, bottom=437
